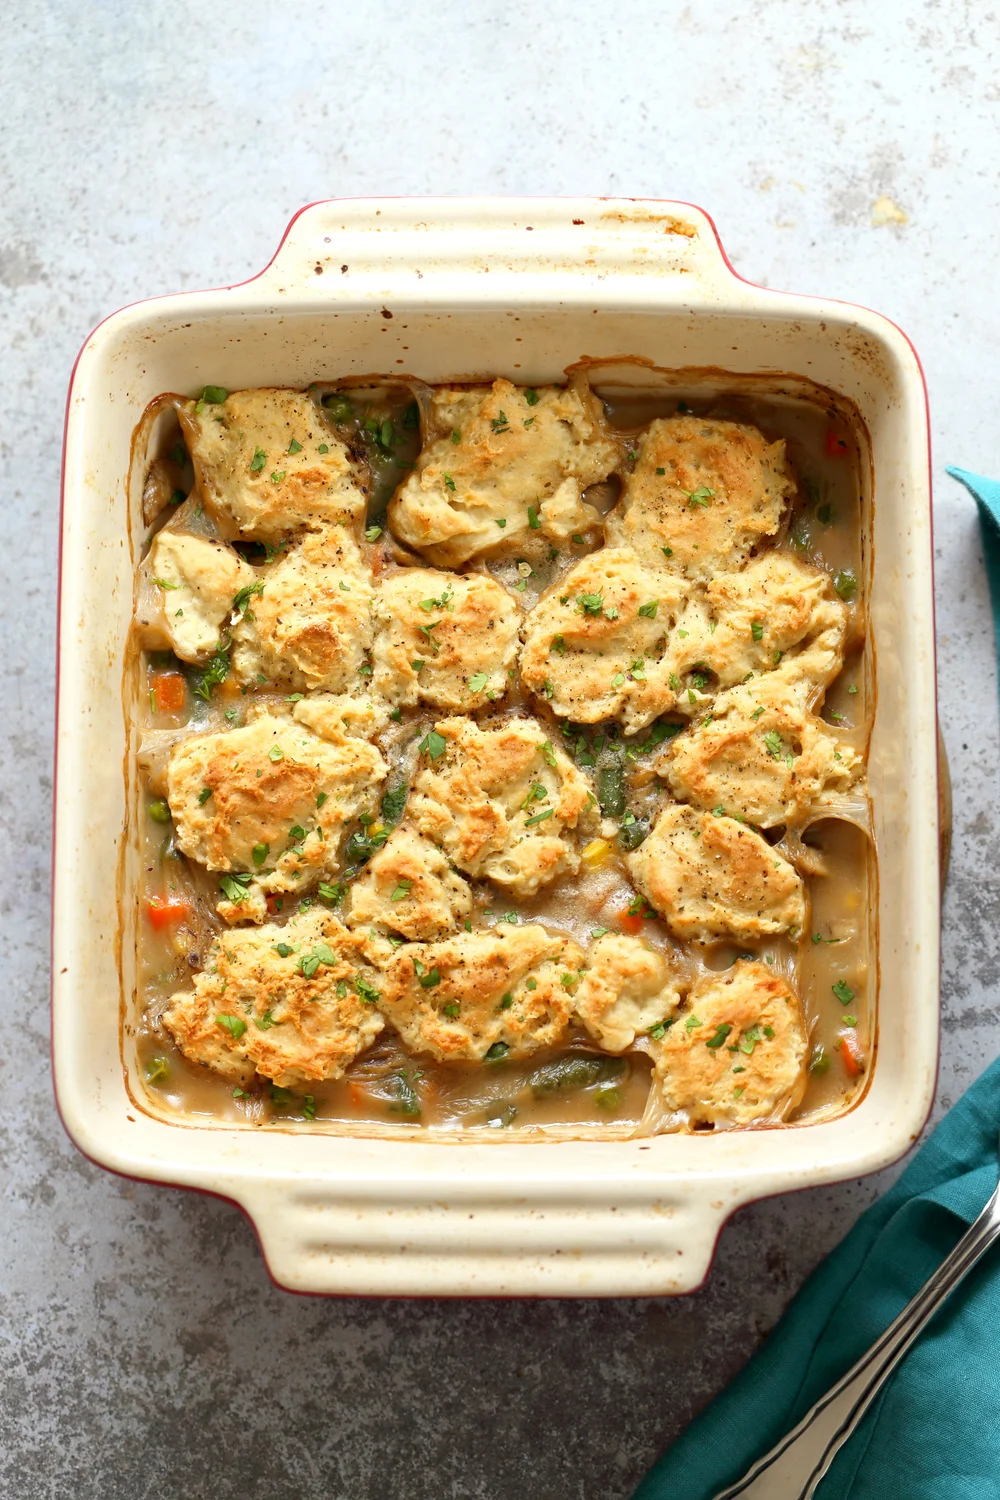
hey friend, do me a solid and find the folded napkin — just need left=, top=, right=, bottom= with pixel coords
left=634, top=468, right=1000, bottom=1500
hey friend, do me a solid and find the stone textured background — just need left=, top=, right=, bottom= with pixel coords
left=3, top=3, right=998, bottom=1496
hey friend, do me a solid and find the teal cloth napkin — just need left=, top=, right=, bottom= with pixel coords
left=634, top=467, right=1000, bottom=1500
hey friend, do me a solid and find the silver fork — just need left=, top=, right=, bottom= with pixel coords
left=712, top=1131, right=1000, bottom=1499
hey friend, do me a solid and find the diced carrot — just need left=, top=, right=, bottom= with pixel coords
left=838, top=1029, right=865, bottom=1077
left=147, top=896, right=192, bottom=930
left=152, top=672, right=186, bottom=713
left=825, top=426, right=849, bottom=458
left=618, top=911, right=646, bottom=936
left=348, top=1084, right=364, bottom=1108
left=265, top=894, right=284, bottom=916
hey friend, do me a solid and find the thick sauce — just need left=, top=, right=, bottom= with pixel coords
left=130, top=376, right=873, bottom=1136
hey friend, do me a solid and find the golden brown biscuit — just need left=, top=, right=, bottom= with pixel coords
left=182, top=388, right=365, bottom=542
left=165, top=713, right=387, bottom=919
left=372, top=568, right=519, bottom=710
left=659, top=677, right=861, bottom=827
left=626, top=803, right=806, bottom=942
left=573, top=935, right=682, bottom=1052
left=388, top=380, right=619, bottom=565
left=672, top=553, right=848, bottom=699
left=519, top=548, right=690, bottom=732
left=606, top=415, right=794, bottom=581
left=230, top=528, right=373, bottom=693
left=145, top=529, right=255, bottom=663
left=654, top=960, right=807, bottom=1127
left=162, top=909, right=384, bottom=1089
left=376, top=924, right=584, bottom=1061
left=407, top=715, right=599, bottom=898
left=347, top=826, right=473, bottom=940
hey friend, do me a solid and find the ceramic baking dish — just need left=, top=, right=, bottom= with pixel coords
left=54, top=197, right=939, bottom=1297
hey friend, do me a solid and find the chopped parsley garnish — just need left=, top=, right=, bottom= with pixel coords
left=153, top=577, right=180, bottom=590
left=525, top=808, right=554, bottom=826
left=763, top=730, right=783, bottom=758
left=685, top=1015, right=702, bottom=1032
left=419, top=729, right=447, bottom=760
left=578, top=592, right=604, bottom=615
left=638, top=600, right=658, bottom=619
left=541, top=739, right=557, bottom=768
left=381, top=780, right=409, bottom=825
left=390, top=880, right=412, bottom=902
left=216, top=1014, right=246, bottom=1040
left=316, top=791, right=328, bottom=809
left=355, top=975, right=381, bottom=1003
left=270, top=470, right=286, bottom=484
left=249, top=447, right=267, bottom=473
left=451, top=429, right=461, bottom=444
left=611, top=672, right=626, bottom=689
left=299, top=943, right=337, bottom=979
left=550, top=634, right=565, bottom=654
left=525, top=388, right=540, bottom=406
left=255, top=1010, right=276, bottom=1029
left=442, top=1002, right=460, bottom=1018
left=318, top=881, right=344, bottom=907
left=443, top=472, right=456, bottom=491
left=834, top=569, right=857, bottom=601
left=495, top=517, right=507, bottom=528
left=684, top=485, right=714, bottom=507
left=832, top=980, right=856, bottom=1005
left=219, top=873, right=252, bottom=902
left=527, top=505, right=541, bottom=529
left=251, top=842, right=268, bottom=868
left=705, top=1023, right=733, bottom=1050
left=490, top=411, right=510, bottom=433
left=661, top=545, right=674, bottom=557
left=196, top=787, right=212, bottom=805
left=751, top=621, right=764, bottom=642
left=485, top=1041, right=510, bottom=1061
left=196, top=385, right=228, bottom=410
left=275, top=943, right=294, bottom=958
left=268, top=744, right=283, bottom=762
left=413, top=959, right=441, bottom=989
left=817, top=503, right=834, bottom=524
left=192, top=650, right=230, bottom=701
left=467, top=671, right=489, bottom=693
left=365, top=524, right=383, bottom=541
left=419, top=585, right=453, bottom=611
left=232, top=580, right=265, bottom=617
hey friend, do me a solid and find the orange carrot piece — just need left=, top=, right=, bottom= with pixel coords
left=152, top=673, right=186, bottom=713
left=146, top=896, right=192, bottom=930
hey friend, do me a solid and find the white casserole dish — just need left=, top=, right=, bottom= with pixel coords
left=54, top=197, right=939, bottom=1297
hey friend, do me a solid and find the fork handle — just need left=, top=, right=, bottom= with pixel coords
left=713, top=1197, right=1000, bottom=1499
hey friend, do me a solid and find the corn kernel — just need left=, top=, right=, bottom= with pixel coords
left=581, top=838, right=612, bottom=869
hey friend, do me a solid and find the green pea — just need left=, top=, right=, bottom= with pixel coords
left=148, top=799, right=171, bottom=824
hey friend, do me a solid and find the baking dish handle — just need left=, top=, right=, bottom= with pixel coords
left=232, top=1170, right=744, bottom=1298
left=252, top=196, right=746, bottom=299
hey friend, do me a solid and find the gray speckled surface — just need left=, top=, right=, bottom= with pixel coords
left=3, top=3, right=999, bottom=1495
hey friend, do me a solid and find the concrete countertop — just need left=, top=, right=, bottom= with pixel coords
left=3, top=2, right=998, bottom=1495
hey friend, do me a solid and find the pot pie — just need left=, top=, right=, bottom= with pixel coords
left=132, top=372, right=872, bottom=1136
